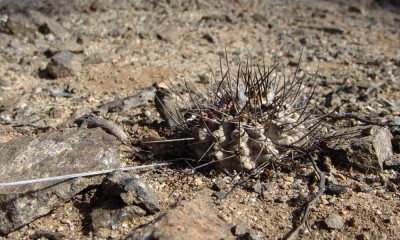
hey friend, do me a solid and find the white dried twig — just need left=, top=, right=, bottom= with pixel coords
left=0, top=162, right=173, bottom=187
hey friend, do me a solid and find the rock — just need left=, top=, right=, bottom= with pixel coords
left=383, top=154, right=400, bottom=171
left=197, top=74, right=210, bottom=84
left=30, top=231, right=63, bottom=240
left=203, top=33, right=217, bottom=44
left=391, top=135, right=400, bottom=152
left=9, top=39, right=26, bottom=54
left=90, top=0, right=112, bottom=12
left=355, top=184, right=373, bottom=193
left=29, top=10, right=69, bottom=40
left=125, top=189, right=234, bottom=240
left=275, top=195, right=289, bottom=203
left=250, top=182, right=263, bottom=194
left=0, top=77, right=12, bottom=90
left=325, top=126, right=393, bottom=173
left=232, top=222, right=260, bottom=240
left=324, top=214, right=344, bottom=230
left=34, top=38, right=50, bottom=53
left=211, top=179, right=228, bottom=192
left=157, top=26, right=180, bottom=43
left=212, top=191, right=228, bottom=200
left=348, top=6, right=362, bottom=14
left=46, top=51, right=82, bottom=78
left=5, top=14, right=36, bottom=36
left=233, top=222, right=250, bottom=236
left=103, top=172, right=160, bottom=213
left=325, top=91, right=342, bottom=108
left=327, top=184, right=348, bottom=195
left=0, top=128, right=120, bottom=235
left=91, top=198, right=146, bottom=232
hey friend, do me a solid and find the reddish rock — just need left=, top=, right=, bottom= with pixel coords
left=125, top=189, right=234, bottom=240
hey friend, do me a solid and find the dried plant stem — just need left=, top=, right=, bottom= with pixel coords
left=0, top=162, right=173, bottom=187
left=75, top=115, right=128, bottom=144
left=286, top=152, right=326, bottom=240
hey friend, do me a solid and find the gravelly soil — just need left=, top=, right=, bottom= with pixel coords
left=0, top=0, right=399, bottom=239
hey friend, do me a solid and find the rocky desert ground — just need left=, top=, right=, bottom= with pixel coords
left=0, top=0, right=399, bottom=239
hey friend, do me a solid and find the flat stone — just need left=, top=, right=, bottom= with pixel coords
left=125, top=189, right=234, bottom=240
left=324, top=214, right=344, bottom=230
left=46, top=51, right=82, bottom=78
left=325, top=126, right=393, bottom=173
left=0, top=128, right=120, bottom=235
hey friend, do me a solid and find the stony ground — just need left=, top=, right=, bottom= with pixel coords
left=0, top=0, right=399, bottom=239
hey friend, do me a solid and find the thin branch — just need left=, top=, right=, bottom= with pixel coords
left=0, top=162, right=174, bottom=188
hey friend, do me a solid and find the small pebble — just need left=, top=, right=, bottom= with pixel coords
left=275, top=195, right=289, bottom=203
left=324, top=213, right=344, bottom=229
left=355, top=184, right=373, bottom=193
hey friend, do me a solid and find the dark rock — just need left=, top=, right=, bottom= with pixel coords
left=125, top=189, right=234, bottom=240
left=0, top=128, right=120, bottom=235
left=325, top=126, right=393, bottom=173
left=348, top=6, right=362, bottom=14
left=324, top=214, right=344, bottom=230
left=30, top=231, right=63, bottom=240
left=48, top=107, right=63, bottom=118
left=355, top=184, right=373, bottom=193
left=91, top=198, right=146, bottom=232
left=90, top=0, right=112, bottom=12
left=29, top=10, right=69, bottom=40
left=197, top=74, right=210, bottom=84
left=391, top=135, right=400, bottom=153
left=251, top=13, right=267, bottom=23
left=103, top=172, right=160, bottom=214
left=327, top=184, right=348, bottom=195
left=325, top=91, right=342, bottom=108
left=46, top=51, right=82, bottom=78
left=384, top=154, right=400, bottom=171
left=203, top=33, right=217, bottom=44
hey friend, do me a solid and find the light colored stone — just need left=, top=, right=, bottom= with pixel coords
left=0, top=128, right=120, bottom=235
left=324, top=214, right=344, bottom=230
